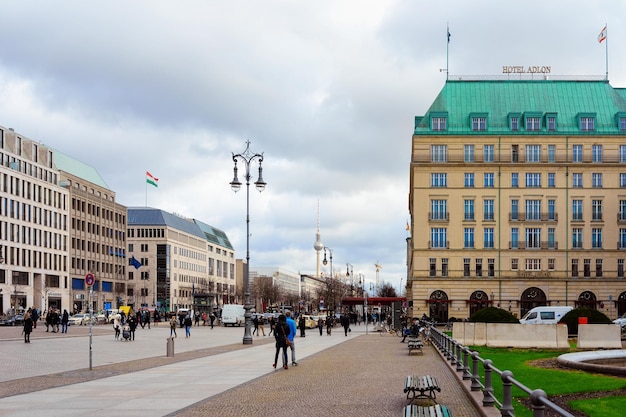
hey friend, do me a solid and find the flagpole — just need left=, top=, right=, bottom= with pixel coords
left=145, top=173, right=148, bottom=207
left=446, top=23, right=450, bottom=81
left=605, top=23, right=609, bottom=81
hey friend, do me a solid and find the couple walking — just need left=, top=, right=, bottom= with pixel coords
left=273, top=311, right=297, bottom=370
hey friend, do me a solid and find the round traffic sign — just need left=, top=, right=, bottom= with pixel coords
left=85, top=273, right=95, bottom=286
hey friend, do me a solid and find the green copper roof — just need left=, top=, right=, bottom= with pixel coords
left=415, top=79, right=626, bottom=135
left=53, top=150, right=110, bottom=189
left=193, top=219, right=234, bottom=250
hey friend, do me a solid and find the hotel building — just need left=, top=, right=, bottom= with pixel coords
left=407, top=78, right=626, bottom=322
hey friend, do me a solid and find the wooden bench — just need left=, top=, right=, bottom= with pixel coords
left=402, top=404, right=451, bottom=417
left=404, top=375, right=441, bottom=403
left=407, top=337, right=424, bottom=355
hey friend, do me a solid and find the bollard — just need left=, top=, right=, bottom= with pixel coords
left=166, top=337, right=175, bottom=357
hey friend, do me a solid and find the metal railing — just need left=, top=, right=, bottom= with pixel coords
left=429, top=326, right=575, bottom=417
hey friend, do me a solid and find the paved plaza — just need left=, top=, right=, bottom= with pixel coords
left=0, top=322, right=483, bottom=417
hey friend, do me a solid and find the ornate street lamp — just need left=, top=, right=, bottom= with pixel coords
left=230, top=140, right=266, bottom=345
left=322, top=247, right=334, bottom=315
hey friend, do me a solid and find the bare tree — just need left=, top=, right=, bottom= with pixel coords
left=378, top=282, right=397, bottom=297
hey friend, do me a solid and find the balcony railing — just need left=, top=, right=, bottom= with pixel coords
left=415, top=152, right=626, bottom=164
left=509, top=241, right=558, bottom=250
left=428, top=212, right=449, bottom=221
left=428, top=241, right=449, bottom=249
left=509, top=213, right=558, bottom=222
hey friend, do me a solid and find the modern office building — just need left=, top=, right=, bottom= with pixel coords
left=0, top=128, right=70, bottom=313
left=55, top=151, right=127, bottom=313
left=407, top=78, right=626, bottom=322
left=126, top=207, right=236, bottom=313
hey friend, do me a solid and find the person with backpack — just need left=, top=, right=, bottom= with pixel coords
left=272, top=314, right=290, bottom=370
left=184, top=314, right=193, bottom=338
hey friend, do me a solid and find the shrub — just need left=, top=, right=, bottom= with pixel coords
left=469, top=307, right=520, bottom=323
left=559, top=307, right=612, bottom=334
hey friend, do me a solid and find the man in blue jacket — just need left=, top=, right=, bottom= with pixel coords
left=285, top=311, right=298, bottom=366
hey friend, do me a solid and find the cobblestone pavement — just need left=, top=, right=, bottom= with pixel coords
left=0, top=324, right=483, bottom=417
left=171, top=334, right=482, bottom=417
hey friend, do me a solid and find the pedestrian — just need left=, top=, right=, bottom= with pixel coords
left=128, top=314, right=137, bottom=341
left=61, top=309, right=69, bottom=333
left=144, top=310, right=151, bottom=329
left=113, top=313, right=122, bottom=340
left=209, top=312, right=216, bottom=329
left=169, top=315, right=178, bottom=338
left=268, top=316, right=275, bottom=336
left=23, top=312, right=33, bottom=343
left=154, top=310, right=160, bottom=326
left=285, top=311, right=297, bottom=366
left=184, top=314, right=192, bottom=338
left=31, top=307, right=39, bottom=329
left=326, top=315, right=332, bottom=335
left=341, top=313, right=350, bottom=336
left=318, top=317, right=324, bottom=336
left=298, top=315, right=306, bottom=337
left=201, top=312, right=207, bottom=326
left=258, top=315, right=265, bottom=336
left=402, top=318, right=419, bottom=343
left=45, top=308, right=51, bottom=332
left=273, top=314, right=289, bottom=370
left=51, top=309, right=60, bottom=333
left=252, top=315, right=259, bottom=336
left=194, top=311, right=200, bottom=326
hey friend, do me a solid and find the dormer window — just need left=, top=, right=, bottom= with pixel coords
left=430, top=112, right=448, bottom=131
left=577, top=113, right=596, bottom=132
left=525, top=117, right=541, bottom=131
left=523, top=112, right=542, bottom=131
left=432, top=117, right=446, bottom=131
left=580, top=117, right=594, bottom=131
left=545, top=113, right=557, bottom=131
left=472, top=117, right=486, bottom=131
left=470, top=113, right=487, bottom=131
left=508, top=113, right=521, bottom=131
left=616, top=112, right=626, bottom=131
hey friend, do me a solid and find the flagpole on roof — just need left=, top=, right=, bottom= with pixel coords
left=605, top=24, right=609, bottom=81
left=446, top=23, right=450, bottom=81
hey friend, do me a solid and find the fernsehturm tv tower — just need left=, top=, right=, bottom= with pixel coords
left=313, top=200, right=324, bottom=277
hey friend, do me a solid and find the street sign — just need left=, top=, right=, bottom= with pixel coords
left=85, top=273, right=95, bottom=286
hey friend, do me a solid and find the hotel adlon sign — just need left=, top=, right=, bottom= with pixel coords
left=502, top=65, right=552, bottom=74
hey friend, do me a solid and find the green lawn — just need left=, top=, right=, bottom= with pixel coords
left=470, top=346, right=626, bottom=417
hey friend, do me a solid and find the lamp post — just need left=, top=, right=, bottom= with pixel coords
left=230, top=140, right=266, bottom=345
left=346, top=263, right=354, bottom=296
left=322, top=247, right=333, bottom=316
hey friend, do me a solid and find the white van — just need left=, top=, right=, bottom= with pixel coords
left=221, top=304, right=245, bottom=327
left=519, top=306, right=573, bottom=324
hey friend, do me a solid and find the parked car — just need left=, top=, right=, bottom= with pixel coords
left=68, top=313, right=92, bottom=326
left=95, top=312, right=107, bottom=324
left=0, top=315, right=24, bottom=326
left=519, top=306, right=573, bottom=325
left=613, top=313, right=626, bottom=327
left=302, top=315, right=318, bottom=329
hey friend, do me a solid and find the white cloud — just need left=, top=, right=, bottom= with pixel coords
left=0, top=0, right=624, bottom=292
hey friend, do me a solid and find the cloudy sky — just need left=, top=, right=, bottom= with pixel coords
left=0, top=1, right=623, bottom=294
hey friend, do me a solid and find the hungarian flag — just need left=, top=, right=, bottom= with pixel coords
left=598, top=25, right=607, bottom=43
left=146, top=171, right=158, bottom=188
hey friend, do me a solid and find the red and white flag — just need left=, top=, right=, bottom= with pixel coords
left=598, top=25, right=607, bottom=43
